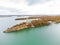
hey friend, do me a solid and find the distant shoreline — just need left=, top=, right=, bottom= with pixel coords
left=0, top=15, right=60, bottom=17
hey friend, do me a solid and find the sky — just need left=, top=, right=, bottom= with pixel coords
left=0, top=0, right=60, bottom=15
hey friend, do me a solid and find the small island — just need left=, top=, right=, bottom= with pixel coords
left=3, top=16, right=60, bottom=33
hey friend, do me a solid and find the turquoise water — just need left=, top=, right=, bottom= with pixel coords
left=0, top=17, right=60, bottom=45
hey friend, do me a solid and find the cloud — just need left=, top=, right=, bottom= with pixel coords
left=0, top=0, right=60, bottom=15
left=27, top=0, right=50, bottom=5
left=0, top=6, right=28, bottom=15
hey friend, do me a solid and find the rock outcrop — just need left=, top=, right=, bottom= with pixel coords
left=3, top=19, right=49, bottom=33
left=3, top=16, right=60, bottom=33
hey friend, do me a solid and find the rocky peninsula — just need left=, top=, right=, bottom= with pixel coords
left=3, top=16, right=60, bottom=33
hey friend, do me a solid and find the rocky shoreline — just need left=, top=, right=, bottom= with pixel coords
left=3, top=16, right=60, bottom=33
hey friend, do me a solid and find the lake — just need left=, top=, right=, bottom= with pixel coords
left=0, top=16, right=60, bottom=45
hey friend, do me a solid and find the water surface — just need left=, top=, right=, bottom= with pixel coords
left=0, top=17, right=60, bottom=45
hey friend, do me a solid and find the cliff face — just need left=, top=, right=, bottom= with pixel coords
left=3, top=16, right=60, bottom=33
